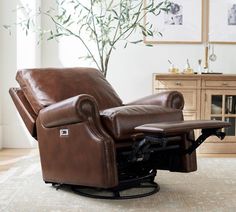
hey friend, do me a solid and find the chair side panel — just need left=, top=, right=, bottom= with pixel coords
left=9, top=88, right=37, bottom=138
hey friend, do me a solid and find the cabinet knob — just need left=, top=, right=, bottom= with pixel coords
left=222, top=82, right=228, bottom=86
left=175, top=81, right=181, bottom=86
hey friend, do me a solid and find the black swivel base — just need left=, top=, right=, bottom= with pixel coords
left=71, top=181, right=159, bottom=200
left=49, top=170, right=159, bottom=200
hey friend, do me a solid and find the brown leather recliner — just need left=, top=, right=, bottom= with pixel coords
left=9, top=67, right=229, bottom=199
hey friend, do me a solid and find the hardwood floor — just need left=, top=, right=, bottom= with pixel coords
left=0, top=148, right=236, bottom=175
left=0, top=148, right=38, bottom=173
left=198, top=153, right=236, bottom=158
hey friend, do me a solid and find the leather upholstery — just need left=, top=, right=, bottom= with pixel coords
left=100, top=105, right=183, bottom=140
left=9, top=88, right=37, bottom=138
left=37, top=94, right=118, bottom=188
left=127, top=91, right=184, bottom=110
left=135, top=120, right=231, bottom=134
left=16, top=67, right=122, bottom=114
left=40, top=94, right=98, bottom=128
left=10, top=67, right=199, bottom=188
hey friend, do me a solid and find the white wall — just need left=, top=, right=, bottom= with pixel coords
left=39, top=22, right=236, bottom=103
left=0, top=0, right=39, bottom=148
left=39, top=2, right=236, bottom=103
left=0, top=1, right=3, bottom=149
left=41, top=0, right=62, bottom=67
left=41, top=41, right=236, bottom=103
left=1, top=1, right=236, bottom=148
left=108, top=44, right=236, bottom=102
left=0, top=1, right=19, bottom=149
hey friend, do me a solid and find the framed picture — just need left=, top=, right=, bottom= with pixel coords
left=208, top=0, right=236, bottom=43
left=144, top=0, right=203, bottom=44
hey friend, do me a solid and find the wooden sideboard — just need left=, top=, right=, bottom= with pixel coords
left=153, top=74, right=236, bottom=154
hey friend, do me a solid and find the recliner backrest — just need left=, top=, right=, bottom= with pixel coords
left=16, top=67, right=123, bottom=114
left=9, top=88, right=37, bottom=138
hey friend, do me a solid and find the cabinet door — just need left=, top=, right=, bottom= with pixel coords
left=203, top=90, right=236, bottom=143
left=200, top=90, right=236, bottom=153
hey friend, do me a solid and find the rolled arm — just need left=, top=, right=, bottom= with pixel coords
left=126, top=91, right=184, bottom=110
left=39, top=94, right=99, bottom=128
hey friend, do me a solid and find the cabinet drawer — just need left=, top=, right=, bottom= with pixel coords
left=183, top=112, right=197, bottom=120
left=157, top=79, right=198, bottom=89
left=205, top=80, right=236, bottom=87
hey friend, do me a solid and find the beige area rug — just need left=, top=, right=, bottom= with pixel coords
left=0, top=155, right=236, bottom=212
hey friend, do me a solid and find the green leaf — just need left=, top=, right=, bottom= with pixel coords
left=112, top=9, right=118, bottom=18
left=60, top=0, right=66, bottom=5
left=142, top=30, right=147, bottom=36
left=74, top=4, right=80, bottom=10
left=47, top=33, right=64, bottom=40
left=26, top=20, right=30, bottom=29
left=133, top=11, right=141, bottom=17
left=149, top=8, right=156, bottom=13
left=143, top=2, right=154, bottom=11
left=67, top=21, right=74, bottom=27
left=138, top=24, right=146, bottom=31
left=78, top=55, right=93, bottom=60
left=147, top=30, right=153, bottom=36
left=63, top=15, right=71, bottom=24
left=130, top=39, right=143, bottom=44
left=3, top=25, right=10, bottom=29
left=47, top=36, right=54, bottom=40
left=146, top=44, right=153, bottom=47
left=160, top=8, right=169, bottom=12
left=55, top=33, right=64, bottom=37
left=155, top=2, right=164, bottom=9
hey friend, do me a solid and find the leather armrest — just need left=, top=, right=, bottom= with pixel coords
left=126, top=91, right=184, bottom=110
left=39, top=94, right=99, bottom=128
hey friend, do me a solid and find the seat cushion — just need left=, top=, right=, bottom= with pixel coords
left=100, top=105, right=183, bottom=140
left=16, top=67, right=122, bottom=114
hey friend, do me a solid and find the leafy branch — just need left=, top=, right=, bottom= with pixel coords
left=6, top=0, right=170, bottom=77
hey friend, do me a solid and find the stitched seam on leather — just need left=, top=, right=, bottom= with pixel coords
left=79, top=97, right=117, bottom=186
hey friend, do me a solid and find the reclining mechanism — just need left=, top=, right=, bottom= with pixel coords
left=9, top=68, right=231, bottom=200
left=71, top=121, right=230, bottom=199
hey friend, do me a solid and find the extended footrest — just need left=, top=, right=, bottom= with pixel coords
left=135, top=120, right=230, bottom=135
left=133, top=120, right=230, bottom=158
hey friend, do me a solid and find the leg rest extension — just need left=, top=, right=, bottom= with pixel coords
left=133, top=120, right=231, bottom=157
left=185, top=128, right=226, bottom=155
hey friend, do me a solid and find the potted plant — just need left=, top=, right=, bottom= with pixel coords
left=5, top=0, right=170, bottom=77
